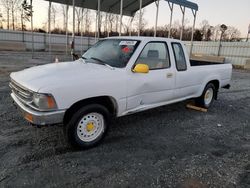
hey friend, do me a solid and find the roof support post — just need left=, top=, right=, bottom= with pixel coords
left=97, top=0, right=101, bottom=39
left=72, top=0, right=75, bottom=59
left=65, top=4, right=69, bottom=55
left=48, top=0, right=51, bottom=59
left=154, top=0, right=159, bottom=37
left=138, top=0, right=142, bottom=36
left=119, top=0, right=123, bottom=36
left=247, top=24, right=250, bottom=42
left=168, top=2, right=173, bottom=38
left=81, top=7, right=84, bottom=54
left=30, top=0, right=34, bottom=58
left=180, top=6, right=185, bottom=40
left=190, top=10, right=197, bottom=55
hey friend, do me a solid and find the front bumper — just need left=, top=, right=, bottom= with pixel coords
left=11, top=93, right=65, bottom=125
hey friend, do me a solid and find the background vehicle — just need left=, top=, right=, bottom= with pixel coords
left=10, top=37, right=232, bottom=149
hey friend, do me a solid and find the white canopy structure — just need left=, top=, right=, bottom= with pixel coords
left=38, top=0, right=199, bottom=57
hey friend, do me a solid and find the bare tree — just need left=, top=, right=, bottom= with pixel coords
left=84, top=9, right=91, bottom=34
left=193, top=29, right=203, bottom=41
left=171, top=20, right=180, bottom=38
left=114, top=14, right=119, bottom=32
left=212, top=24, right=221, bottom=41
left=21, top=0, right=32, bottom=31
left=98, top=11, right=106, bottom=35
left=41, top=21, right=47, bottom=32
left=132, top=9, right=147, bottom=33
left=156, top=25, right=169, bottom=37
left=1, top=0, right=11, bottom=29
left=122, top=17, right=133, bottom=35
left=107, top=13, right=115, bottom=33
left=51, top=5, right=57, bottom=29
left=73, top=8, right=92, bottom=35
left=200, top=20, right=210, bottom=40
left=0, top=8, right=3, bottom=28
left=75, top=7, right=88, bottom=35
left=75, top=7, right=81, bottom=34
left=104, top=12, right=108, bottom=33
left=11, top=0, right=18, bottom=29
left=0, top=0, right=23, bottom=30
left=60, top=4, right=67, bottom=31
left=225, top=26, right=241, bottom=41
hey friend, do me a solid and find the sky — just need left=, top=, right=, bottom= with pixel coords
left=145, top=0, right=250, bottom=36
left=28, top=0, right=250, bottom=37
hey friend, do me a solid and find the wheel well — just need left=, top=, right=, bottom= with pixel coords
left=208, top=80, right=220, bottom=90
left=207, top=80, right=220, bottom=99
left=63, top=96, right=117, bottom=125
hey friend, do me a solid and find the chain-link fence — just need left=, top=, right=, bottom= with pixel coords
left=185, top=41, right=250, bottom=66
left=0, top=29, right=96, bottom=61
left=1, top=29, right=250, bottom=66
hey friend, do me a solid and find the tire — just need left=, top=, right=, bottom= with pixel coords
left=64, top=104, right=110, bottom=149
left=195, top=83, right=216, bottom=108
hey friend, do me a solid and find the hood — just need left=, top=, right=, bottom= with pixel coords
left=10, top=59, right=116, bottom=92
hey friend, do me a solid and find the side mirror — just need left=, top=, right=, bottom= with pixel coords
left=133, top=64, right=149, bottom=74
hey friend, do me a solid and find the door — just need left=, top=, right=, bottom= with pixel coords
left=171, top=42, right=197, bottom=99
left=127, top=41, right=175, bottom=110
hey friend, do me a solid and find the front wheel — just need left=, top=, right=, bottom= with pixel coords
left=64, top=104, right=110, bottom=149
left=195, top=83, right=216, bottom=108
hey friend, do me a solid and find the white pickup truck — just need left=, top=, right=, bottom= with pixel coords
left=10, top=37, right=232, bottom=149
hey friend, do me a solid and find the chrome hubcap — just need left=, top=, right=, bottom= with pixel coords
left=204, top=88, right=214, bottom=105
left=77, top=112, right=104, bottom=142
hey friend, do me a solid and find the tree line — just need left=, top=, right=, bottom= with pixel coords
left=0, top=1, right=241, bottom=41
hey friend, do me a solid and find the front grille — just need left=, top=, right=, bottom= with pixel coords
left=10, top=80, right=33, bottom=104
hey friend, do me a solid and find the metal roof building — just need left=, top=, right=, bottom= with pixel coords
left=31, top=0, right=199, bottom=57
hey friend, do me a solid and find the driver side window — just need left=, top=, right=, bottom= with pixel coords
left=135, top=42, right=170, bottom=70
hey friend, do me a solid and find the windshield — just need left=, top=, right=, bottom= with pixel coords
left=82, top=39, right=140, bottom=68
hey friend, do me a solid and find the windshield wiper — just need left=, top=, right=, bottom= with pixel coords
left=89, top=57, right=114, bottom=70
left=78, top=56, right=87, bottom=63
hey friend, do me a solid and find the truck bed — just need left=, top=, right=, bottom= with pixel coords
left=190, top=59, right=223, bottom=66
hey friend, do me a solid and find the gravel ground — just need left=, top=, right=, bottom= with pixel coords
left=0, top=53, right=249, bottom=188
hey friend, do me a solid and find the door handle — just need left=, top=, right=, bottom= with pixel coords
left=166, top=73, right=173, bottom=78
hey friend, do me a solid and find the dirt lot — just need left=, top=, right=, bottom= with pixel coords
left=0, top=52, right=249, bottom=188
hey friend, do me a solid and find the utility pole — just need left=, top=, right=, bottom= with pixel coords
left=247, top=24, right=250, bottom=42
left=30, top=0, right=34, bottom=58
left=218, top=24, right=227, bottom=56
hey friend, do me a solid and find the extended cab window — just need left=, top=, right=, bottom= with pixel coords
left=135, top=42, right=170, bottom=70
left=83, top=39, right=140, bottom=68
left=172, top=43, right=187, bottom=71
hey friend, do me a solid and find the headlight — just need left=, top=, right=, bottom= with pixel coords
left=32, top=93, right=57, bottom=111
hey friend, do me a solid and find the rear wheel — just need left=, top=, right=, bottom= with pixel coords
left=64, top=104, right=110, bottom=149
left=195, top=83, right=216, bottom=108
